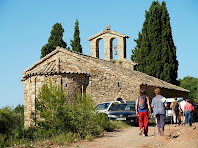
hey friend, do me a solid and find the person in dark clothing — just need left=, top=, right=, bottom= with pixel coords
left=170, top=97, right=182, bottom=125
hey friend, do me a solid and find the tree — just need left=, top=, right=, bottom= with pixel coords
left=36, top=80, right=107, bottom=138
left=0, top=105, right=24, bottom=145
left=179, top=76, right=198, bottom=103
left=131, top=1, right=178, bottom=85
left=36, top=80, right=69, bottom=130
left=70, top=19, right=82, bottom=53
left=40, top=23, right=67, bottom=58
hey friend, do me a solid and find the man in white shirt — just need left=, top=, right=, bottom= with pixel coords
left=180, top=99, right=186, bottom=125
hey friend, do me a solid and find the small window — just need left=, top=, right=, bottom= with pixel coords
left=118, top=82, right=119, bottom=87
left=66, top=84, right=68, bottom=87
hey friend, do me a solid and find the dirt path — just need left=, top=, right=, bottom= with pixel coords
left=65, top=123, right=198, bottom=148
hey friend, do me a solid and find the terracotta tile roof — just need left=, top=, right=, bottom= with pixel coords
left=21, top=48, right=90, bottom=81
left=21, top=47, right=189, bottom=93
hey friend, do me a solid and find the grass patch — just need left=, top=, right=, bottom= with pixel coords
left=111, top=121, right=130, bottom=129
left=85, top=134, right=94, bottom=142
left=51, top=132, right=77, bottom=145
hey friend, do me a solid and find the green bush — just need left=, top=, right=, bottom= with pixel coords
left=35, top=80, right=115, bottom=140
left=110, top=121, right=129, bottom=129
left=1, top=80, right=128, bottom=146
left=0, top=104, right=24, bottom=147
left=95, top=113, right=115, bottom=132
left=0, top=134, right=4, bottom=147
left=68, top=94, right=103, bottom=138
left=51, top=132, right=76, bottom=145
left=36, top=81, right=69, bottom=131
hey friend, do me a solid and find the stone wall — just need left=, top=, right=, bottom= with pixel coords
left=141, top=85, right=189, bottom=101
left=114, top=59, right=136, bottom=70
left=23, top=73, right=88, bottom=127
left=87, top=67, right=140, bottom=105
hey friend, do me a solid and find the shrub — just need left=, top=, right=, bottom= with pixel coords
left=111, top=121, right=129, bottom=129
left=36, top=80, right=104, bottom=139
left=0, top=105, right=24, bottom=147
left=36, top=80, right=70, bottom=131
left=1, top=80, right=129, bottom=146
left=68, top=94, right=103, bottom=138
left=95, top=113, right=115, bottom=132
left=110, top=59, right=116, bottom=63
left=0, top=134, right=4, bottom=147
left=21, top=80, right=120, bottom=145
left=0, top=106, right=23, bottom=136
left=85, top=134, right=94, bottom=142
left=51, top=132, right=76, bottom=145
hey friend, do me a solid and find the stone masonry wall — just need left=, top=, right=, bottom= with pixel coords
left=23, top=73, right=88, bottom=127
left=87, top=67, right=140, bottom=105
left=141, top=85, right=188, bottom=101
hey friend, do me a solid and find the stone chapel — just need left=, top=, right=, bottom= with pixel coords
left=22, top=26, right=189, bottom=126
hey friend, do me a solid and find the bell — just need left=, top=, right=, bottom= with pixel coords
left=114, top=50, right=117, bottom=55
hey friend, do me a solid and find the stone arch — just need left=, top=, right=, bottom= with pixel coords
left=110, top=37, right=118, bottom=59
left=96, top=38, right=103, bottom=59
left=87, top=26, right=129, bottom=61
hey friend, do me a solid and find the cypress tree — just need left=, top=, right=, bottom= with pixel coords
left=131, top=1, right=178, bottom=85
left=70, top=19, right=82, bottom=53
left=41, top=23, right=67, bottom=58
left=160, top=1, right=178, bottom=84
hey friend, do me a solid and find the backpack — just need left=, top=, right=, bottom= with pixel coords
left=138, top=96, right=148, bottom=110
left=173, top=101, right=179, bottom=111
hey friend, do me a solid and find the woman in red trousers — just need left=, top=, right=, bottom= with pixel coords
left=135, top=89, right=151, bottom=136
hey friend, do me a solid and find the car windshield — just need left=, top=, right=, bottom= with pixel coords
left=95, top=103, right=110, bottom=110
left=111, top=104, right=135, bottom=111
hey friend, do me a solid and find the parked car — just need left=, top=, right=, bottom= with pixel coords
left=95, top=101, right=121, bottom=115
left=108, top=103, right=138, bottom=125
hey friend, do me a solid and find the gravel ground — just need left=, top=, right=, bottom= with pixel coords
left=64, top=123, right=198, bottom=148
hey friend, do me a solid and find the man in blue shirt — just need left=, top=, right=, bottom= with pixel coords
left=151, top=88, right=167, bottom=136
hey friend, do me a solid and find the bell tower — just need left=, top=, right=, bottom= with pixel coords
left=87, top=25, right=129, bottom=61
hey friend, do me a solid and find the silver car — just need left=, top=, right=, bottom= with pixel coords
left=95, top=101, right=121, bottom=115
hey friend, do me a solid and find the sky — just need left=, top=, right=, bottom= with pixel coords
left=0, top=0, right=198, bottom=107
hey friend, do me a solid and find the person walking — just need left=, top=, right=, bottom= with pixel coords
left=180, top=99, right=187, bottom=125
left=151, top=88, right=167, bottom=136
left=184, top=100, right=194, bottom=126
left=170, top=97, right=182, bottom=125
left=135, top=89, right=151, bottom=136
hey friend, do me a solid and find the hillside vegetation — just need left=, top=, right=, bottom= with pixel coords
left=0, top=81, right=128, bottom=147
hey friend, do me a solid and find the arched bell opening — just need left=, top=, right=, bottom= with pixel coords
left=96, top=38, right=104, bottom=59
left=110, top=38, right=118, bottom=60
left=88, top=26, right=129, bottom=61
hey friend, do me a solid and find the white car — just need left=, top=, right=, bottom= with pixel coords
left=95, top=101, right=121, bottom=115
